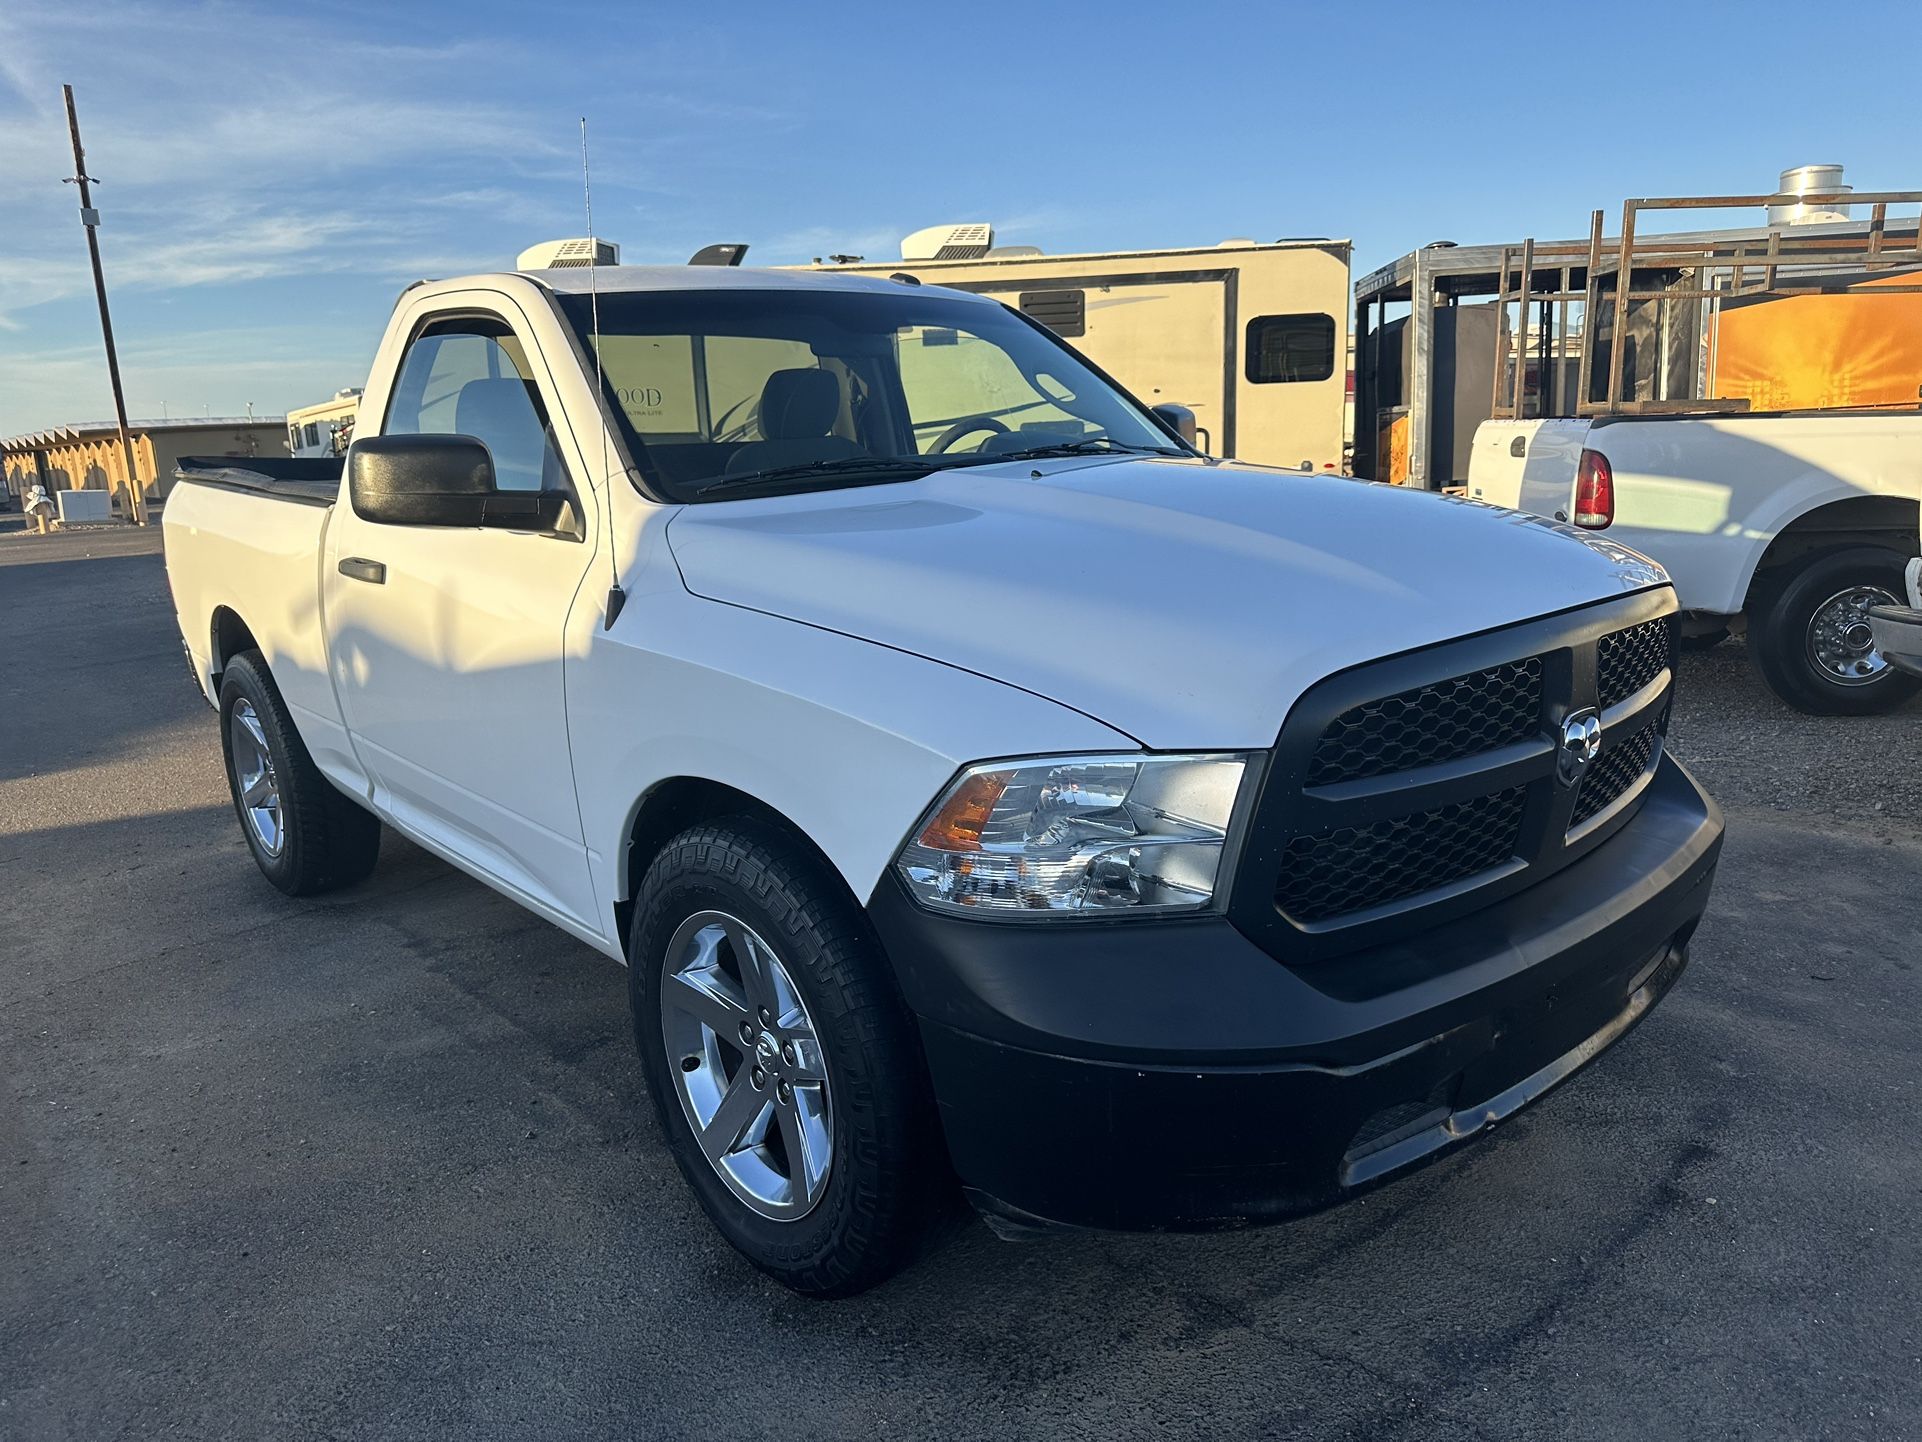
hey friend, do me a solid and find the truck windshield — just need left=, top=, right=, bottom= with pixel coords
left=555, top=287, right=1183, bottom=500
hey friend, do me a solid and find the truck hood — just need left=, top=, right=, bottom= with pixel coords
left=665, top=457, right=1667, bottom=748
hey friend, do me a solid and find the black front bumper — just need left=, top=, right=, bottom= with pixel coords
left=867, top=754, right=1723, bottom=1233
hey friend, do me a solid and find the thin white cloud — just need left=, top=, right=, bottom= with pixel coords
left=0, top=1, right=807, bottom=431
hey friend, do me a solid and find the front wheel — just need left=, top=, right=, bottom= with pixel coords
left=628, top=819, right=947, bottom=1297
left=1750, top=547, right=1922, bottom=716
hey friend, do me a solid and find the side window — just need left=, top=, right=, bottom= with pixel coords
left=384, top=318, right=565, bottom=491
left=1245, top=313, right=1336, bottom=384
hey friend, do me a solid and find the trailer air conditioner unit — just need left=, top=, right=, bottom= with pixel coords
left=901, top=223, right=994, bottom=261
left=517, top=237, right=621, bottom=270
left=1767, top=164, right=1853, bottom=226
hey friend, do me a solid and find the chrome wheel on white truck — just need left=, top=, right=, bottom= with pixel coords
left=1745, top=549, right=1919, bottom=715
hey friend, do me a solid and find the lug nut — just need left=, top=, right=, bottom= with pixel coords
left=781, top=1043, right=797, bottom=1066
left=777, top=1080, right=792, bottom=1104
left=739, top=1021, right=754, bottom=1044
left=751, top=1066, right=767, bottom=1090
left=758, top=1006, right=772, bottom=1025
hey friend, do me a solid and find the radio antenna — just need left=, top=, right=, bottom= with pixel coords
left=582, top=115, right=625, bottom=628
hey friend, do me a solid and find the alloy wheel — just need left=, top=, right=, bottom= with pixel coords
left=229, top=698, right=284, bottom=857
left=659, top=910, right=833, bottom=1220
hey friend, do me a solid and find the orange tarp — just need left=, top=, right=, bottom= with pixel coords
left=1710, top=272, right=1922, bottom=412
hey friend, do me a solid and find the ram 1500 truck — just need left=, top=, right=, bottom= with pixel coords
left=164, top=262, right=1723, bottom=1296
left=1468, top=413, right=1922, bottom=715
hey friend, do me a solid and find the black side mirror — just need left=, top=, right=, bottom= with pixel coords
left=348, top=434, right=576, bottom=535
left=1151, top=403, right=1199, bottom=449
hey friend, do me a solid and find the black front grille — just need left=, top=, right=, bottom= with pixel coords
left=1571, top=718, right=1661, bottom=828
left=1233, top=596, right=1680, bottom=960
left=1307, top=657, right=1542, bottom=786
left=1275, top=787, right=1525, bottom=923
left=1597, top=617, right=1672, bottom=708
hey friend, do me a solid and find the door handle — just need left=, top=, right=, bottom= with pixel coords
left=338, top=556, right=386, bottom=585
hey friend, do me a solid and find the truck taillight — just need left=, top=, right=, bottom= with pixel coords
left=1574, top=449, right=1614, bottom=529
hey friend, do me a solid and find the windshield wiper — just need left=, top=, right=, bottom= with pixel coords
left=956, top=437, right=1188, bottom=463
left=686, top=456, right=938, bottom=497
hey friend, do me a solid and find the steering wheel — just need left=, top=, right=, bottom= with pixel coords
left=928, top=414, right=1012, bottom=454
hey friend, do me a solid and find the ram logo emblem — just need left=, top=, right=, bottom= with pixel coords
left=1558, top=709, right=1603, bottom=784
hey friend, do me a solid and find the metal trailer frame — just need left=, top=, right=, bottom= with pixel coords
left=1353, top=191, right=1922, bottom=488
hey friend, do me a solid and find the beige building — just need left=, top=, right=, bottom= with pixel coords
left=2, top=417, right=286, bottom=515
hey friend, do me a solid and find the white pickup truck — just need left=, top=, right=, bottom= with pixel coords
left=1469, top=413, right=1922, bottom=715
left=164, top=260, right=1723, bottom=1296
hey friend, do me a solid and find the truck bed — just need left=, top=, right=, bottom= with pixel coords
left=174, top=456, right=341, bottom=508
left=163, top=460, right=358, bottom=789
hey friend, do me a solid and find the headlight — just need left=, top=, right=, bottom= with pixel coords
left=895, top=753, right=1249, bottom=917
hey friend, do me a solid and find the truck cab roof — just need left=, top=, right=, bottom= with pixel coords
left=465, top=264, right=997, bottom=302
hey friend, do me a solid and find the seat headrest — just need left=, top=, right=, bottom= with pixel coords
left=453, top=377, right=546, bottom=487
left=454, top=377, right=540, bottom=439
left=759, top=369, right=841, bottom=440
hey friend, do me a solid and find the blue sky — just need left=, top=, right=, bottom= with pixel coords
left=3, top=0, right=1919, bottom=437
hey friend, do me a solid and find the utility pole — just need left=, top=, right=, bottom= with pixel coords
left=61, top=83, right=144, bottom=526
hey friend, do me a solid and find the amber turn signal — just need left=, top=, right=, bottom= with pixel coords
left=916, top=769, right=1012, bottom=852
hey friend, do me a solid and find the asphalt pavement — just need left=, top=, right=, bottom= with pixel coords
left=3, top=523, right=1917, bottom=1441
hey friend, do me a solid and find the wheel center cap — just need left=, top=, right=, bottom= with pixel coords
left=754, top=1032, right=780, bottom=1068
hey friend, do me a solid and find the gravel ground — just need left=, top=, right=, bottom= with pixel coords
left=3, top=525, right=1917, bottom=1442
left=1667, top=635, right=1922, bottom=832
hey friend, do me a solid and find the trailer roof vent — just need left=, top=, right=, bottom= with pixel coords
left=517, top=236, right=621, bottom=270
left=902, top=223, right=994, bottom=261
left=1216, top=237, right=1258, bottom=248
left=1018, top=289, right=1086, bottom=337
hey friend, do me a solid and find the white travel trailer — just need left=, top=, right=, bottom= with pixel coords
left=285, top=389, right=362, bottom=458
left=814, top=227, right=1352, bottom=475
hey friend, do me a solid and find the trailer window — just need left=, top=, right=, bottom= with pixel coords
left=1246, top=313, right=1336, bottom=384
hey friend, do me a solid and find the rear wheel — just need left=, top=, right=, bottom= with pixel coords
left=218, top=651, right=381, bottom=894
left=1750, top=548, right=1922, bottom=715
left=628, top=818, right=946, bottom=1297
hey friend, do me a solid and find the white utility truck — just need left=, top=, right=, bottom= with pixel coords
left=1467, top=184, right=1922, bottom=716
left=163, top=250, right=1722, bottom=1296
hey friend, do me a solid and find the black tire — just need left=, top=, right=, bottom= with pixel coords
left=628, top=818, right=947, bottom=1297
left=217, top=650, right=381, bottom=895
left=1752, top=546, right=1914, bottom=719
left=1750, top=547, right=1922, bottom=716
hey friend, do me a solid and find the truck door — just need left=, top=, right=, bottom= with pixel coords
left=324, top=309, right=601, bottom=931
